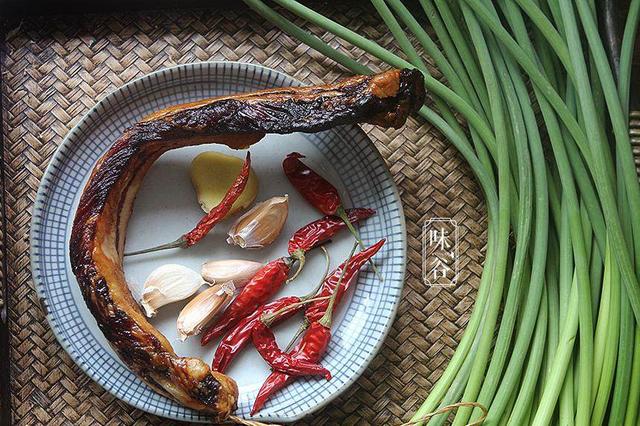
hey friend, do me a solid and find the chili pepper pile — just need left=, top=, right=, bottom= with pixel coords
left=200, top=257, right=292, bottom=344
left=251, top=240, right=384, bottom=414
left=190, top=151, right=384, bottom=414
left=284, top=152, right=381, bottom=279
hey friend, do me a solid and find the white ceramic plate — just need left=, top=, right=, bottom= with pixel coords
left=30, top=62, right=407, bottom=423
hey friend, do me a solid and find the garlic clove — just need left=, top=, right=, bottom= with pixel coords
left=201, top=259, right=263, bottom=287
left=176, top=281, right=235, bottom=341
left=140, top=264, right=207, bottom=317
left=227, top=195, right=289, bottom=249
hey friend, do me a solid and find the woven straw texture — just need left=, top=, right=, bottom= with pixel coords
left=1, top=4, right=485, bottom=425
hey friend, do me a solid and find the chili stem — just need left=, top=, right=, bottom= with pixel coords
left=336, top=205, right=383, bottom=282
left=287, top=250, right=306, bottom=283
left=288, top=229, right=336, bottom=283
left=260, top=295, right=331, bottom=326
left=284, top=246, right=336, bottom=352
left=123, top=237, right=186, bottom=256
left=306, top=246, right=331, bottom=297
left=284, top=320, right=309, bottom=353
left=319, top=243, right=358, bottom=328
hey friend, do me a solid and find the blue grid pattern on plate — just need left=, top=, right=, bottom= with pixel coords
left=29, top=62, right=407, bottom=423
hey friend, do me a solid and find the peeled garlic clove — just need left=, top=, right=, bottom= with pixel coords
left=177, top=282, right=235, bottom=341
left=191, top=151, right=259, bottom=218
left=140, top=264, right=207, bottom=317
left=227, top=195, right=289, bottom=249
left=201, top=259, right=263, bottom=287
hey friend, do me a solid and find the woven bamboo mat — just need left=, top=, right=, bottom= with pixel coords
left=1, top=5, right=486, bottom=425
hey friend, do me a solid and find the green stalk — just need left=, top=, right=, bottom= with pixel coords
left=575, top=0, right=640, bottom=285
left=589, top=237, right=604, bottom=318
left=557, top=196, right=575, bottom=426
left=619, top=11, right=640, bottom=422
left=427, top=322, right=486, bottom=426
left=591, top=241, right=613, bottom=401
left=591, top=242, right=620, bottom=426
left=499, top=392, right=517, bottom=426
left=479, top=2, right=555, bottom=422
left=532, top=275, right=579, bottom=426
left=472, top=19, right=535, bottom=418
left=507, top=287, right=549, bottom=425
left=526, top=59, right=591, bottom=426
left=417, top=0, right=491, bottom=120
left=545, top=240, right=560, bottom=379
left=559, top=358, right=575, bottom=426
left=558, top=81, right=605, bottom=256
left=459, top=0, right=591, bottom=162
left=431, top=0, right=492, bottom=119
left=625, top=327, right=640, bottom=426
left=387, top=0, right=495, bottom=183
left=239, top=0, right=368, bottom=74
left=371, top=0, right=425, bottom=68
left=452, top=5, right=511, bottom=424
left=610, top=3, right=640, bottom=421
left=463, top=1, right=640, bottom=322
left=611, top=285, right=635, bottom=424
left=544, top=0, right=564, bottom=35
left=512, top=0, right=574, bottom=75
left=558, top=4, right=599, bottom=423
left=410, top=110, right=499, bottom=424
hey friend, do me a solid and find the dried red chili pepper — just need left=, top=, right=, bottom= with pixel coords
left=251, top=241, right=384, bottom=414
left=200, top=256, right=291, bottom=343
left=125, top=152, right=252, bottom=256
left=209, top=249, right=331, bottom=372
left=250, top=323, right=325, bottom=416
left=287, top=208, right=375, bottom=281
left=288, top=208, right=375, bottom=256
left=209, top=296, right=301, bottom=372
left=251, top=320, right=331, bottom=379
left=283, top=152, right=340, bottom=215
left=284, top=238, right=385, bottom=352
left=283, top=152, right=381, bottom=279
left=304, top=238, right=384, bottom=322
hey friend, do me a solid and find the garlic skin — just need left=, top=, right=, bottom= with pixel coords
left=227, top=195, right=289, bottom=249
left=201, top=259, right=263, bottom=287
left=140, top=264, right=207, bottom=317
left=177, top=282, right=235, bottom=341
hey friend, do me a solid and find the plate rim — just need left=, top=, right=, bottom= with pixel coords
left=29, top=61, right=407, bottom=422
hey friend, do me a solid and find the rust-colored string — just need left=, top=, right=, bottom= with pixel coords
left=398, top=402, right=488, bottom=426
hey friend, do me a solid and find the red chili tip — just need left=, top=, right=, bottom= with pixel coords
left=325, top=370, right=332, bottom=380
left=250, top=405, right=260, bottom=416
left=200, top=333, right=212, bottom=346
left=286, top=152, right=305, bottom=159
left=353, top=207, right=376, bottom=219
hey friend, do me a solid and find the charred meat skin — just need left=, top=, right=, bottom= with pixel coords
left=69, top=68, right=424, bottom=417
